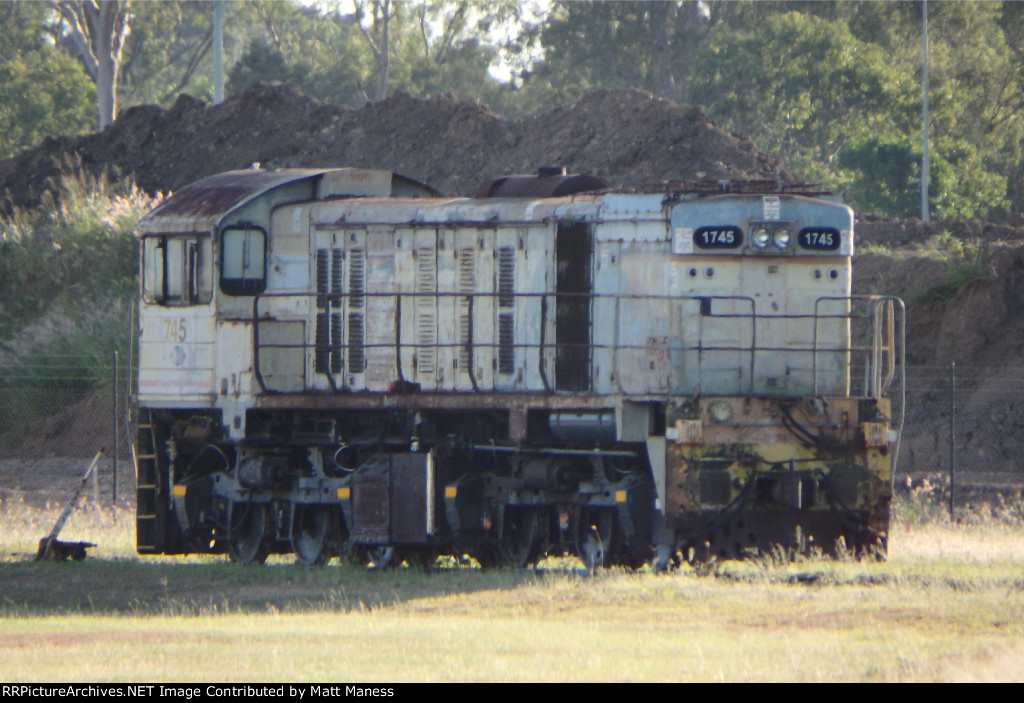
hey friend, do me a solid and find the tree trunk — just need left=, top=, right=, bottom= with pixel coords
left=50, top=1, right=131, bottom=131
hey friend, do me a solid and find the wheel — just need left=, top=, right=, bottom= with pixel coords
left=401, top=548, right=438, bottom=571
left=500, top=508, right=542, bottom=568
left=227, top=502, right=271, bottom=565
left=357, top=545, right=398, bottom=570
left=579, top=509, right=616, bottom=571
left=581, top=529, right=605, bottom=571
left=291, top=504, right=329, bottom=566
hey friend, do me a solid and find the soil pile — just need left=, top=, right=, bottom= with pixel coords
left=0, top=83, right=796, bottom=209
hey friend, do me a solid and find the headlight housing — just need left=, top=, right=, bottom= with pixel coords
left=708, top=401, right=733, bottom=423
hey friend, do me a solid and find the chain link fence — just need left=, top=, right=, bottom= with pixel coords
left=1, top=361, right=1021, bottom=513
left=0, top=351, right=136, bottom=505
left=900, top=364, right=1024, bottom=522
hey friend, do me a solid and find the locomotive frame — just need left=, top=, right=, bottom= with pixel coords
left=134, top=167, right=904, bottom=568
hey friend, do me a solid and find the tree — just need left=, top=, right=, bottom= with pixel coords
left=0, top=3, right=94, bottom=158
left=353, top=0, right=396, bottom=101
left=690, top=12, right=917, bottom=186
left=49, top=0, right=131, bottom=130
left=222, top=3, right=373, bottom=107
left=226, top=38, right=298, bottom=96
left=514, top=1, right=714, bottom=109
left=119, top=1, right=215, bottom=106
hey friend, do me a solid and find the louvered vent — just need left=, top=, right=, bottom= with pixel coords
left=349, top=249, right=365, bottom=308
left=458, top=249, right=476, bottom=370
left=331, top=249, right=343, bottom=308
left=315, top=312, right=328, bottom=373
left=316, top=249, right=328, bottom=309
left=416, top=249, right=437, bottom=376
left=347, top=249, right=365, bottom=374
left=330, top=312, right=343, bottom=374
left=347, top=313, right=365, bottom=373
left=497, top=247, right=515, bottom=373
left=498, top=313, right=515, bottom=374
left=497, top=247, right=515, bottom=307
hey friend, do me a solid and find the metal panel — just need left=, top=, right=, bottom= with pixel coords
left=390, top=453, right=435, bottom=543
left=258, top=321, right=305, bottom=391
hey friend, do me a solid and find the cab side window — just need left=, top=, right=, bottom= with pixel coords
left=142, top=234, right=212, bottom=306
left=221, top=226, right=266, bottom=296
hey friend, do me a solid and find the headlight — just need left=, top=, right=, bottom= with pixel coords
left=773, top=228, right=791, bottom=249
left=708, top=401, right=733, bottom=423
left=752, top=228, right=771, bottom=248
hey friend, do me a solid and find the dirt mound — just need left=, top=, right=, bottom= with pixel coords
left=0, top=82, right=797, bottom=209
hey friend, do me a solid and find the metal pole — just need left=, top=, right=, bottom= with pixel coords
left=125, top=299, right=135, bottom=505
left=949, top=361, right=955, bottom=521
left=213, top=1, right=225, bottom=104
left=36, top=450, right=104, bottom=560
left=113, top=349, right=118, bottom=505
left=921, top=0, right=930, bottom=222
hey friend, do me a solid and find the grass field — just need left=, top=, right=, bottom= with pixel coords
left=1, top=498, right=1023, bottom=683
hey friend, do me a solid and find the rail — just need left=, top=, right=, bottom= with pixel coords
left=252, top=291, right=904, bottom=404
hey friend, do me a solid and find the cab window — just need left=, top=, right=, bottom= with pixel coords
left=142, top=234, right=212, bottom=306
left=220, top=226, right=266, bottom=296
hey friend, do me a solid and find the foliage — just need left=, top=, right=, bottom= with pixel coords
left=0, top=162, right=157, bottom=333
left=0, top=3, right=94, bottom=159
left=910, top=231, right=994, bottom=303
left=119, top=0, right=216, bottom=105
left=512, top=0, right=712, bottom=109
left=0, top=164, right=153, bottom=438
left=690, top=11, right=917, bottom=196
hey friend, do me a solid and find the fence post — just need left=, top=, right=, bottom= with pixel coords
left=949, top=361, right=955, bottom=522
left=113, top=349, right=118, bottom=505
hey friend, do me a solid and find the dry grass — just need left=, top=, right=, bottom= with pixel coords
left=1, top=498, right=1023, bottom=682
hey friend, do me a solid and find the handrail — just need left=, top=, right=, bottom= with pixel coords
left=252, top=290, right=905, bottom=402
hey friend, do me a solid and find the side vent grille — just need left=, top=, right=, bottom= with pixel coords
left=349, top=249, right=365, bottom=308
left=316, top=249, right=328, bottom=309
left=498, top=247, right=515, bottom=307
left=498, top=313, right=515, bottom=374
left=315, top=312, right=328, bottom=373
left=348, top=249, right=365, bottom=374
left=348, top=313, right=365, bottom=373
left=330, top=312, right=343, bottom=374
left=416, top=249, right=437, bottom=377
left=458, top=249, right=476, bottom=371
left=497, top=247, right=515, bottom=373
left=331, top=249, right=344, bottom=308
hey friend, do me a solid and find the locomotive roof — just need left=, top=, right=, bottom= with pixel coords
left=139, top=168, right=439, bottom=234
